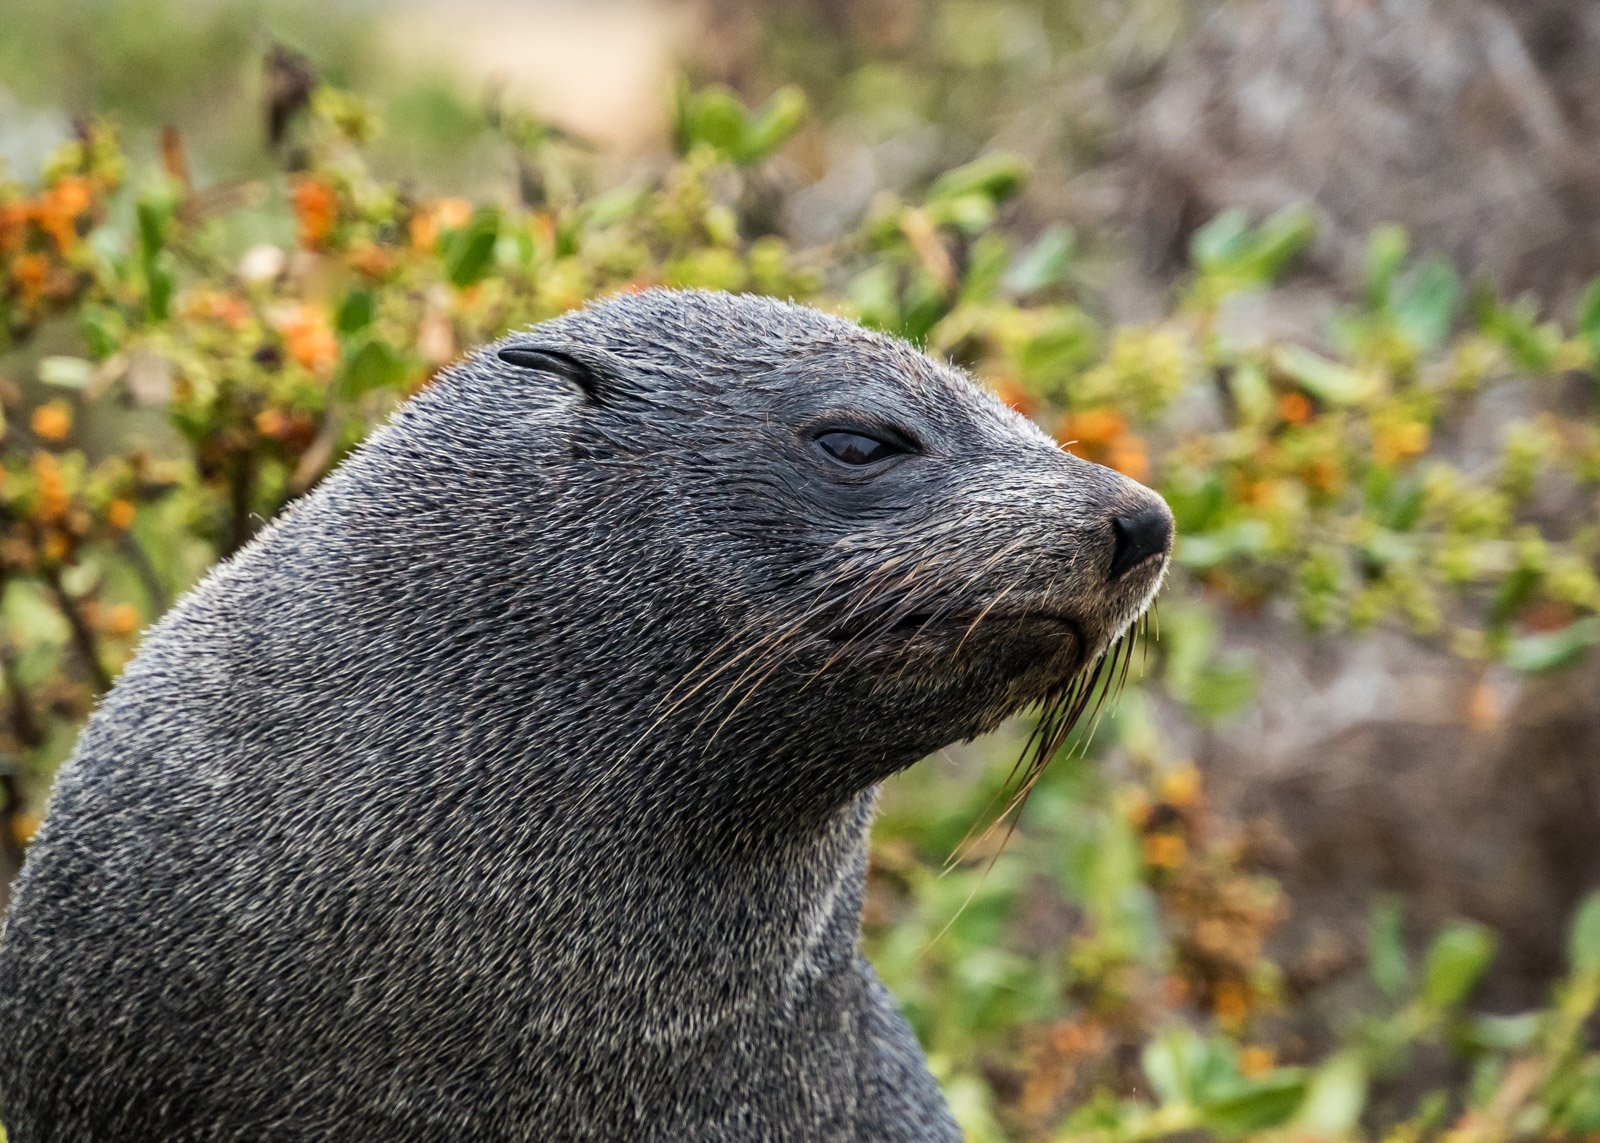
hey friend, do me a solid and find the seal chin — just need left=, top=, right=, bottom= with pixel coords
left=983, top=610, right=1089, bottom=675
left=857, top=607, right=1089, bottom=696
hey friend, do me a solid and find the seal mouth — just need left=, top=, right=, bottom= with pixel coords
left=828, top=608, right=1089, bottom=672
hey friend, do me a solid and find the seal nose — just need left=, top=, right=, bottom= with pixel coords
left=1108, top=506, right=1172, bottom=581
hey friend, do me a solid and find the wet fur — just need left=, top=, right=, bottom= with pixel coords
left=0, top=290, right=1168, bottom=1141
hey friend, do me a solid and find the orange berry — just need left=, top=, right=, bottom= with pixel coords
left=1302, top=457, right=1345, bottom=493
left=255, top=408, right=288, bottom=439
left=103, top=602, right=141, bottom=637
left=41, top=531, right=70, bottom=563
left=1239, top=1046, right=1275, bottom=1077
left=1211, top=980, right=1251, bottom=1029
left=11, top=252, right=49, bottom=305
left=11, top=812, right=43, bottom=847
left=290, top=177, right=339, bottom=251
left=39, top=176, right=93, bottom=252
left=1374, top=419, right=1430, bottom=465
left=0, top=199, right=29, bottom=254
left=50, top=176, right=92, bottom=218
left=409, top=198, right=473, bottom=253
left=1195, top=918, right=1233, bottom=955
left=30, top=452, right=69, bottom=521
left=1107, top=438, right=1150, bottom=482
left=1064, top=408, right=1125, bottom=447
left=106, top=499, right=136, bottom=530
left=30, top=401, right=72, bottom=443
left=993, top=380, right=1037, bottom=419
left=409, top=211, right=439, bottom=252
left=1466, top=678, right=1502, bottom=733
left=1116, top=787, right=1153, bottom=827
left=185, top=290, right=252, bottom=329
left=1160, top=766, right=1202, bottom=808
left=433, top=198, right=472, bottom=230
left=347, top=241, right=392, bottom=280
left=276, top=305, right=339, bottom=375
left=1142, top=832, right=1187, bottom=869
left=1276, top=391, right=1313, bottom=425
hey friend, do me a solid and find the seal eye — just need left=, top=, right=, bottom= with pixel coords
left=815, top=431, right=903, bottom=466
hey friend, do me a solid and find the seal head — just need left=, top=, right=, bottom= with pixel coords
left=492, top=291, right=1170, bottom=794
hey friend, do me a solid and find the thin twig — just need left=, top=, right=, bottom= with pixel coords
left=42, top=564, right=112, bottom=693
left=119, top=531, right=170, bottom=613
left=221, top=449, right=257, bottom=558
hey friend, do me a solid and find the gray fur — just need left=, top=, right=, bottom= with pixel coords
left=0, top=290, right=1169, bottom=1141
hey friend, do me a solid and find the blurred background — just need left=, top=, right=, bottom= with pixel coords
left=2, top=0, right=1600, bottom=1138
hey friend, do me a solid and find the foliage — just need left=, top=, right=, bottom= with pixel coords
left=1, top=58, right=1598, bottom=1143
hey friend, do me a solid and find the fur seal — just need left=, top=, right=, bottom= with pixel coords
left=0, top=290, right=1171, bottom=1140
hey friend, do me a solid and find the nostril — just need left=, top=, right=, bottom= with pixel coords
left=1108, top=506, right=1173, bottom=581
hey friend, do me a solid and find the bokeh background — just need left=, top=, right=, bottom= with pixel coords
left=3, top=1, right=1600, bottom=1138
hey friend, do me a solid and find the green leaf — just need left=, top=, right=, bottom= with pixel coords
left=1421, top=921, right=1496, bottom=1011
left=846, top=264, right=899, bottom=331
left=1016, top=306, right=1097, bottom=385
left=959, top=233, right=1011, bottom=303
left=1199, top=1071, right=1309, bottom=1136
left=1489, top=564, right=1541, bottom=632
left=583, top=184, right=649, bottom=229
left=925, top=192, right=997, bottom=236
left=1003, top=225, right=1075, bottom=295
left=1393, top=258, right=1460, bottom=349
left=1568, top=891, right=1600, bottom=976
left=1191, top=209, right=1252, bottom=270
left=1462, top=1012, right=1542, bottom=1052
left=1160, top=603, right=1221, bottom=701
left=441, top=209, right=500, bottom=288
left=145, top=254, right=175, bottom=322
left=1378, top=477, right=1427, bottom=532
left=737, top=85, right=806, bottom=164
left=1576, top=277, right=1600, bottom=360
left=1187, top=206, right=1313, bottom=284
left=681, top=86, right=748, bottom=158
left=1173, top=520, right=1270, bottom=572
left=1141, top=1025, right=1203, bottom=1107
left=1226, top=361, right=1275, bottom=424
left=1164, top=472, right=1227, bottom=533
left=1295, top=1052, right=1368, bottom=1136
left=79, top=305, right=123, bottom=360
left=1560, top=1067, right=1600, bottom=1133
left=1504, top=617, right=1600, bottom=674
left=1360, top=528, right=1414, bottom=573
left=1184, top=661, right=1259, bottom=721
left=339, top=337, right=410, bottom=398
left=898, top=272, right=949, bottom=344
left=1238, top=206, right=1317, bottom=284
left=1273, top=344, right=1374, bottom=406
left=927, top=153, right=1026, bottom=207
left=335, top=289, right=375, bottom=335
left=135, top=190, right=174, bottom=265
left=669, top=76, right=695, bottom=156
left=1368, top=897, right=1410, bottom=999
left=1475, top=292, right=1561, bottom=372
left=553, top=216, right=581, bottom=259
left=38, top=356, right=94, bottom=389
left=1365, top=225, right=1409, bottom=308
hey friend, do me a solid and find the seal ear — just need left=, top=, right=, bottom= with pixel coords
left=496, top=341, right=641, bottom=407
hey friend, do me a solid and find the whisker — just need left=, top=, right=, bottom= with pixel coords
left=576, top=574, right=863, bottom=808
